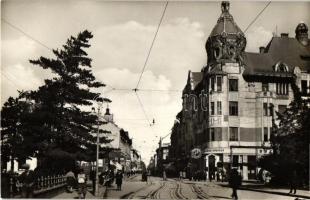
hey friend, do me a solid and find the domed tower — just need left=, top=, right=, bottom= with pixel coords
left=295, top=22, right=308, bottom=46
left=205, top=1, right=246, bottom=69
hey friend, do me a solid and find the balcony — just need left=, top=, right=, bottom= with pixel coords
left=256, top=91, right=276, bottom=98
left=209, top=116, right=222, bottom=126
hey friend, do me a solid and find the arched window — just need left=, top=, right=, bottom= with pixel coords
left=214, top=47, right=221, bottom=59
left=274, top=61, right=289, bottom=72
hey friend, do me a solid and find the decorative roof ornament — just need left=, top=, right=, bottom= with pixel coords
left=221, top=1, right=230, bottom=13
left=295, top=22, right=309, bottom=46
left=205, top=1, right=247, bottom=67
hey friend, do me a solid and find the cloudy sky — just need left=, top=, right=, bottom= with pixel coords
left=1, top=0, right=310, bottom=164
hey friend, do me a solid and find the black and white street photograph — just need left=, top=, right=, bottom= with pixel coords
left=1, top=0, right=310, bottom=199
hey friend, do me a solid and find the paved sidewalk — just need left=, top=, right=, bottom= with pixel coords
left=53, top=181, right=106, bottom=199
left=216, top=181, right=310, bottom=199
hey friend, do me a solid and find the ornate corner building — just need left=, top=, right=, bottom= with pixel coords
left=169, top=1, right=310, bottom=180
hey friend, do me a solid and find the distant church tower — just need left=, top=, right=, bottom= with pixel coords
left=103, top=106, right=113, bottom=123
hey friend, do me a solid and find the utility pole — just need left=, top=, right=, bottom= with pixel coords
left=93, top=95, right=103, bottom=196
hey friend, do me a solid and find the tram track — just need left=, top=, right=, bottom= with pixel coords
left=144, top=181, right=166, bottom=199
left=120, top=182, right=153, bottom=199
left=173, top=181, right=188, bottom=199
left=189, top=183, right=210, bottom=199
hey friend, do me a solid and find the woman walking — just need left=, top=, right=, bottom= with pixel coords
left=77, top=168, right=87, bottom=199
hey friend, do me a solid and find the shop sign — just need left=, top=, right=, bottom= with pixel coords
left=205, top=148, right=224, bottom=154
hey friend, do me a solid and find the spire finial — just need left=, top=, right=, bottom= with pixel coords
left=221, top=1, right=230, bottom=13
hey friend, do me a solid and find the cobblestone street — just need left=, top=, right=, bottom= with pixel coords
left=104, top=175, right=309, bottom=199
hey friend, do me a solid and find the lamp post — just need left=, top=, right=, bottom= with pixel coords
left=93, top=95, right=103, bottom=196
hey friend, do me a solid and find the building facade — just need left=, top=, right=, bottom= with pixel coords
left=169, top=1, right=310, bottom=180
left=101, top=107, right=138, bottom=173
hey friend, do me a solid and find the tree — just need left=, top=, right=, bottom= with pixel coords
left=25, top=30, right=111, bottom=166
left=1, top=93, right=34, bottom=171
left=259, top=80, right=310, bottom=185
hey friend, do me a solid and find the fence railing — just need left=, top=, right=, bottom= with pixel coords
left=8, top=174, right=67, bottom=198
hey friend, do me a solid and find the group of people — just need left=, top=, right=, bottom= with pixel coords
left=97, top=168, right=123, bottom=190
left=64, top=168, right=88, bottom=199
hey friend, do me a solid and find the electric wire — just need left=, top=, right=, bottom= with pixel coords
left=134, top=91, right=152, bottom=126
left=0, top=71, right=20, bottom=89
left=244, top=1, right=271, bottom=33
left=135, top=1, right=168, bottom=89
left=2, top=18, right=53, bottom=51
left=2, top=7, right=170, bottom=163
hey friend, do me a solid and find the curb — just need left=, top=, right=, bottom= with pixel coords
left=219, top=184, right=310, bottom=199
left=238, top=187, right=310, bottom=199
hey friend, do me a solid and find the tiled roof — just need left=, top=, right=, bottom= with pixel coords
left=244, top=36, right=310, bottom=76
left=210, top=12, right=243, bottom=37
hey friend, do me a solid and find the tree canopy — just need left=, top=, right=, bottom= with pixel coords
left=259, top=80, right=310, bottom=185
left=1, top=30, right=111, bottom=171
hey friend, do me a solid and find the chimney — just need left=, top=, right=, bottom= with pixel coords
left=259, top=46, right=265, bottom=53
left=280, top=33, right=289, bottom=38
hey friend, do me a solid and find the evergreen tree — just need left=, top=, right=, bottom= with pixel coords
left=26, top=30, right=111, bottom=164
left=1, top=93, right=34, bottom=170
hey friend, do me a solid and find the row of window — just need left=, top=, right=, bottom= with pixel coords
left=210, top=101, right=222, bottom=115
left=210, top=76, right=310, bottom=96
left=209, top=127, right=271, bottom=142
left=211, top=101, right=286, bottom=116
left=209, top=127, right=238, bottom=141
left=210, top=101, right=238, bottom=116
left=210, top=76, right=238, bottom=92
left=262, top=82, right=289, bottom=95
left=211, top=77, right=292, bottom=96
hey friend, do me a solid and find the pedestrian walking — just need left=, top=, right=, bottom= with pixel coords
left=142, top=171, right=147, bottom=183
left=107, top=169, right=115, bottom=187
left=147, top=170, right=151, bottom=184
left=209, top=171, right=212, bottom=182
left=19, top=164, right=35, bottom=198
left=89, top=170, right=96, bottom=194
left=229, top=168, right=242, bottom=200
left=289, top=170, right=297, bottom=194
left=163, top=170, right=167, bottom=181
left=115, top=170, right=123, bottom=191
left=216, top=171, right=220, bottom=182
left=99, top=172, right=105, bottom=185
left=77, top=168, right=87, bottom=199
left=179, top=171, right=182, bottom=181
left=65, top=170, right=76, bottom=193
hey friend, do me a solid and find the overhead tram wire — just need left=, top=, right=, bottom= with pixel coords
left=0, top=71, right=20, bottom=89
left=2, top=16, right=176, bottom=133
left=244, top=1, right=271, bottom=33
left=134, top=91, right=152, bottom=126
left=2, top=18, right=182, bottom=95
left=135, top=1, right=169, bottom=89
left=2, top=18, right=53, bottom=51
